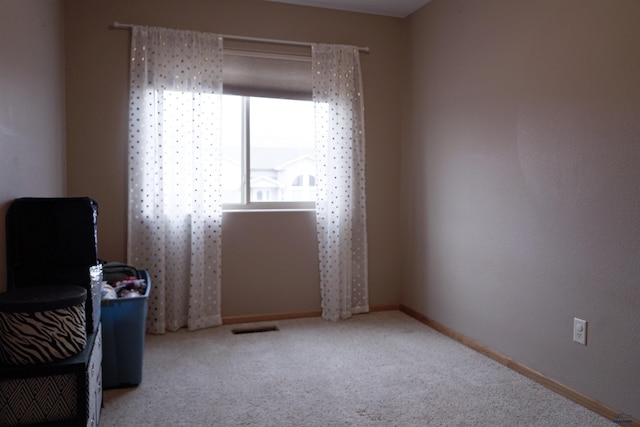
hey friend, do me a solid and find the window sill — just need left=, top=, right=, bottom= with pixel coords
left=223, top=208, right=316, bottom=213
left=223, top=202, right=316, bottom=213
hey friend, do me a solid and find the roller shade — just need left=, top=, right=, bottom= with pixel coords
left=223, top=50, right=312, bottom=100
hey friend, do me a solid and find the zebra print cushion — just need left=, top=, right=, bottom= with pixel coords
left=0, top=286, right=87, bottom=366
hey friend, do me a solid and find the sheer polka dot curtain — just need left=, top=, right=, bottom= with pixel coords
left=312, top=44, right=369, bottom=321
left=125, top=27, right=369, bottom=331
left=127, top=26, right=224, bottom=333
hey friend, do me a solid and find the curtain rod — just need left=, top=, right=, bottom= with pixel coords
left=111, top=22, right=370, bottom=53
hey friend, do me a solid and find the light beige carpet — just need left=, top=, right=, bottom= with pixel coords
left=100, top=311, right=615, bottom=426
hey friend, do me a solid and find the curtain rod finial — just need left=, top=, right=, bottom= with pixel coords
left=111, top=21, right=133, bottom=30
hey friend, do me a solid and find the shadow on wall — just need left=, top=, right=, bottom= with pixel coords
left=0, top=201, right=9, bottom=292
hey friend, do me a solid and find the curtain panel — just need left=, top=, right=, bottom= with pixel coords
left=127, top=26, right=224, bottom=333
left=312, top=44, right=369, bottom=321
left=125, top=26, right=369, bottom=329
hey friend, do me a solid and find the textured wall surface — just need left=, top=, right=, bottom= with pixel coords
left=402, top=0, right=640, bottom=416
left=63, top=0, right=405, bottom=316
left=0, top=0, right=66, bottom=291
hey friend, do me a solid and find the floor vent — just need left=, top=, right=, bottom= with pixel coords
left=231, top=325, right=279, bottom=335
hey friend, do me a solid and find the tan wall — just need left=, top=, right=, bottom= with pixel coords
left=0, top=0, right=66, bottom=292
left=402, top=0, right=640, bottom=416
left=64, top=0, right=404, bottom=316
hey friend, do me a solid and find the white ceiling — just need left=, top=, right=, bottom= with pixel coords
left=263, top=0, right=431, bottom=18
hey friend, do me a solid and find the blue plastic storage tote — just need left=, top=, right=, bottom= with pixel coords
left=101, top=269, right=150, bottom=388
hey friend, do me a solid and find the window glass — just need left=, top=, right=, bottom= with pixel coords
left=249, top=97, right=316, bottom=203
left=221, top=95, right=243, bottom=204
left=161, top=92, right=316, bottom=209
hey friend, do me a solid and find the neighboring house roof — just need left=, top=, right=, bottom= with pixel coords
left=222, top=146, right=315, bottom=170
left=274, top=154, right=315, bottom=171
left=250, top=175, right=280, bottom=188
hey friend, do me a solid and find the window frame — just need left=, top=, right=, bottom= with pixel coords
left=222, top=95, right=316, bottom=212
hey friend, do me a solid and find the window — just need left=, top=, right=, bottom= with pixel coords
left=162, top=93, right=316, bottom=210
left=160, top=48, right=317, bottom=211
left=221, top=95, right=316, bottom=210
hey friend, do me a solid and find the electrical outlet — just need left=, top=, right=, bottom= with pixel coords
left=573, top=318, right=587, bottom=345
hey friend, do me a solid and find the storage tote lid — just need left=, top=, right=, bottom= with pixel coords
left=0, top=286, right=86, bottom=312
